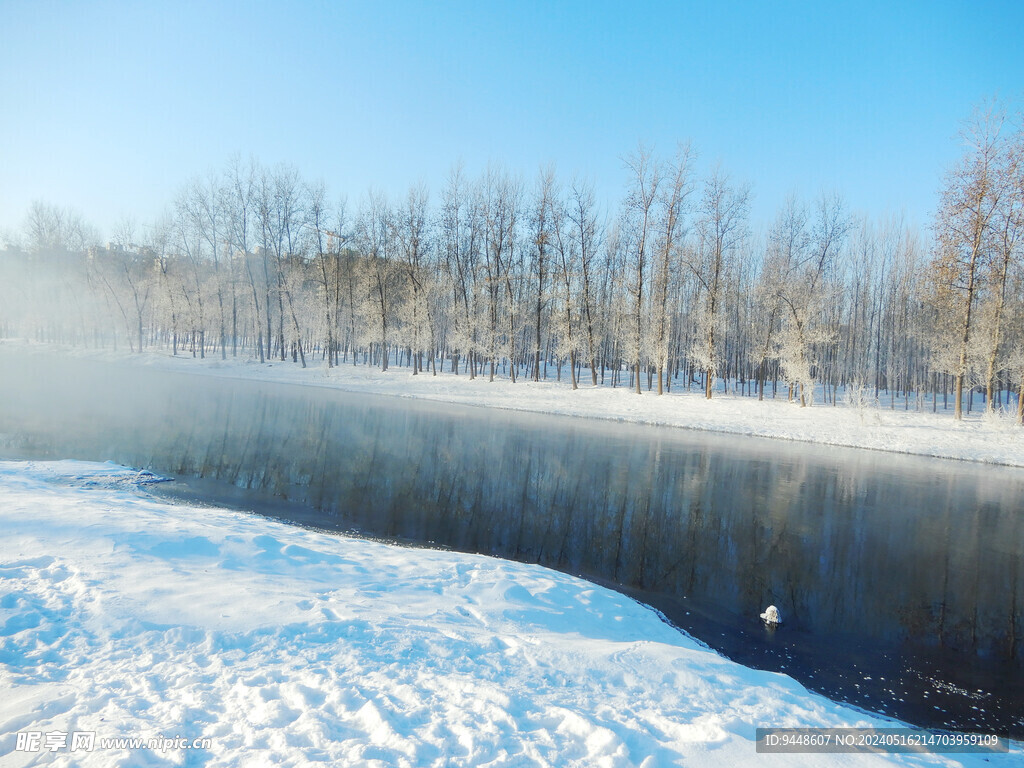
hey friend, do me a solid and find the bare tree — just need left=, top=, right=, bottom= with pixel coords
left=482, top=167, right=521, bottom=382
left=307, top=181, right=349, bottom=367
left=529, top=167, right=556, bottom=381
left=930, top=104, right=1007, bottom=419
left=567, top=179, right=604, bottom=386
left=652, top=144, right=696, bottom=395
left=441, top=165, right=482, bottom=377
left=225, top=156, right=265, bottom=362
left=687, top=167, right=748, bottom=398
left=753, top=196, right=808, bottom=399
left=981, top=125, right=1023, bottom=410
left=23, top=201, right=99, bottom=254
left=550, top=180, right=581, bottom=389
left=178, top=174, right=231, bottom=359
left=775, top=193, right=850, bottom=406
left=88, top=219, right=155, bottom=354
left=623, top=146, right=661, bottom=394
left=358, top=190, right=396, bottom=370
left=395, top=183, right=432, bottom=374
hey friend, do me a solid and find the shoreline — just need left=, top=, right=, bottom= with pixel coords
left=3, top=459, right=1017, bottom=766
left=6, top=340, right=1024, bottom=469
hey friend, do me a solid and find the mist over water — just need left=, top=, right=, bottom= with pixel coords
left=1, top=348, right=1023, bottom=734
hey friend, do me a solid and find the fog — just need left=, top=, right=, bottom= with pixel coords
left=2, top=349, right=1022, bottom=732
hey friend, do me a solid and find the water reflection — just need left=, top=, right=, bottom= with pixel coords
left=2, top=352, right=1022, bottom=732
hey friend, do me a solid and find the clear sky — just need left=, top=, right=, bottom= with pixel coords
left=1, top=0, right=1021, bottom=242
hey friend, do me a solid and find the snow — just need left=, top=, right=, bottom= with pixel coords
left=1, top=460, right=1017, bottom=766
left=29, top=342, right=1023, bottom=469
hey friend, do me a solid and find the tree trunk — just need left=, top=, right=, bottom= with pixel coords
left=1018, top=374, right=1024, bottom=425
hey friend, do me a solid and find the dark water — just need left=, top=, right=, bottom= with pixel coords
left=2, top=351, right=1023, bottom=736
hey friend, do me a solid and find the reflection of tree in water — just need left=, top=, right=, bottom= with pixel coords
left=4, top=355, right=1024, bottom=678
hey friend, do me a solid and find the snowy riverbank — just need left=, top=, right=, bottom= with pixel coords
left=2, top=460, right=1017, bottom=766
left=20, top=341, right=1024, bottom=469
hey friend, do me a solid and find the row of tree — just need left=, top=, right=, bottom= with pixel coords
left=2, top=108, right=1022, bottom=421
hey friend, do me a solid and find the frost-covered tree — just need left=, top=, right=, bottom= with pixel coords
left=441, top=166, right=484, bottom=377
left=689, top=167, right=747, bottom=399
left=565, top=180, right=604, bottom=385
left=224, top=156, right=265, bottom=362
left=357, top=191, right=398, bottom=371
left=622, top=147, right=661, bottom=394
left=979, top=126, right=1024, bottom=410
left=774, top=193, right=850, bottom=406
left=528, top=168, right=556, bottom=382
left=929, top=104, right=1008, bottom=419
left=482, top=167, right=521, bottom=382
left=550, top=183, right=580, bottom=389
left=394, top=184, right=433, bottom=374
left=651, top=144, right=695, bottom=395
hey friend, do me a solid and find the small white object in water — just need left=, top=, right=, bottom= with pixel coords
left=760, top=605, right=781, bottom=625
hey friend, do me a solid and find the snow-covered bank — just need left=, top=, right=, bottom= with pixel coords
left=2, top=461, right=1014, bottom=767
left=35, top=342, right=1024, bottom=469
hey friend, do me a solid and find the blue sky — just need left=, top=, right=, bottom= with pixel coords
left=1, top=0, right=1021, bottom=241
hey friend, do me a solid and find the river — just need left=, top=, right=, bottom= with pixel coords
left=1, top=350, right=1021, bottom=735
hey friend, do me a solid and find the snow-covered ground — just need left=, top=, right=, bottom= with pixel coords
left=1, top=460, right=1016, bottom=767
left=30, top=342, right=1022, bottom=469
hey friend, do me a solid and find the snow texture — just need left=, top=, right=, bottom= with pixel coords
left=1, top=460, right=1018, bottom=767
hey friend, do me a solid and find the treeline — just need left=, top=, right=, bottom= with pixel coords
left=2, top=111, right=1022, bottom=421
